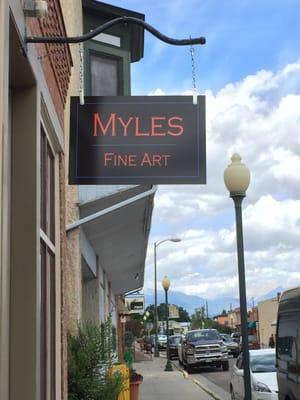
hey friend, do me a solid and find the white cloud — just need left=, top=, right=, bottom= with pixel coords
left=144, top=60, right=300, bottom=303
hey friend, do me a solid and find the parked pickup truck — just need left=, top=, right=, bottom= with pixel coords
left=181, top=329, right=229, bottom=372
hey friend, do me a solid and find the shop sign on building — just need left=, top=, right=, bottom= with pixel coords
left=125, top=296, right=145, bottom=314
left=169, top=304, right=179, bottom=319
left=69, top=96, right=206, bottom=184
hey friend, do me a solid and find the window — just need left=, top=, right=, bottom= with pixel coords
left=277, top=313, right=299, bottom=362
left=187, top=330, right=221, bottom=342
left=250, top=352, right=276, bottom=373
left=90, top=54, right=118, bottom=96
left=40, top=125, right=57, bottom=400
left=40, top=128, right=55, bottom=243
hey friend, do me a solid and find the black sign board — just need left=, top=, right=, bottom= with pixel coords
left=69, top=96, right=206, bottom=184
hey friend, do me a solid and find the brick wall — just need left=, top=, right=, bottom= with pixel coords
left=59, top=1, right=82, bottom=398
left=26, top=0, right=73, bottom=128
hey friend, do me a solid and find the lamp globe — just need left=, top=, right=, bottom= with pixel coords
left=224, top=154, right=250, bottom=195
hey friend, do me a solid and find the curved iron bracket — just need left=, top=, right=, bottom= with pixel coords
left=25, top=16, right=206, bottom=45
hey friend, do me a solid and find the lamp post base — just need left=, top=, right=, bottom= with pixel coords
left=164, top=360, right=173, bottom=372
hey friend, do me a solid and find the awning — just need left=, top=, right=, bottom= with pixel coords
left=78, top=185, right=155, bottom=295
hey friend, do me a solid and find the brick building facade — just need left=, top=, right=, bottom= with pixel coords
left=0, top=1, right=73, bottom=399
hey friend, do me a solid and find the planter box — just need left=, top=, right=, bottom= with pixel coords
left=129, top=380, right=142, bottom=400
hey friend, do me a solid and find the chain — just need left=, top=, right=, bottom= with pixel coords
left=189, top=37, right=197, bottom=104
left=79, top=42, right=85, bottom=105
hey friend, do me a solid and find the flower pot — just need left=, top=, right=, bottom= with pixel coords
left=129, top=380, right=142, bottom=400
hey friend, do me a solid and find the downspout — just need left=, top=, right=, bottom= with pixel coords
left=66, top=185, right=157, bottom=232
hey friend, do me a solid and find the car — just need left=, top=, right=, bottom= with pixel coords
left=157, top=334, right=168, bottom=349
left=276, top=286, right=300, bottom=400
left=231, top=332, right=241, bottom=344
left=177, top=335, right=185, bottom=365
left=239, top=334, right=260, bottom=353
left=221, top=333, right=240, bottom=357
left=230, top=349, right=278, bottom=400
left=181, top=329, right=229, bottom=372
left=169, top=335, right=182, bottom=359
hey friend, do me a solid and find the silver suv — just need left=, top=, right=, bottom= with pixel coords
left=181, top=329, right=229, bottom=372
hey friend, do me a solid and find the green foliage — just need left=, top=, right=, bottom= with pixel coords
left=191, top=307, right=232, bottom=333
left=123, top=331, right=135, bottom=370
left=125, top=318, right=143, bottom=337
left=124, top=349, right=134, bottom=370
left=144, top=303, right=190, bottom=323
left=124, top=330, right=135, bottom=348
left=68, top=318, right=123, bottom=400
left=191, top=306, right=206, bottom=329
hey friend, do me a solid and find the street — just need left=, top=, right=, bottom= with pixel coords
left=173, top=356, right=236, bottom=394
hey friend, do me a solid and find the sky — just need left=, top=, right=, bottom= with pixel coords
left=107, top=0, right=300, bottom=304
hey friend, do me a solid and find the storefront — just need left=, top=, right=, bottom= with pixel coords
left=0, top=1, right=72, bottom=399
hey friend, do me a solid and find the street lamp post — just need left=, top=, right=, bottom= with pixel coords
left=224, top=154, right=251, bottom=400
left=162, top=276, right=173, bottom=372
left=154, top=238, right=181, bottom=357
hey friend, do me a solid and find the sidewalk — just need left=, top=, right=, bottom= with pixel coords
left=134, top=357, right=214, bottom=400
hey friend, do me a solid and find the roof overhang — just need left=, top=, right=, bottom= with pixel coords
left=79, top=185, right=154, bottom=295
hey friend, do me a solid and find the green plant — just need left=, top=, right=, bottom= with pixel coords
left=123, top=330, right=135, bottom=369
left=124, top=330, right=135, bottom=349
left=68, top=319, right=123, bottom=400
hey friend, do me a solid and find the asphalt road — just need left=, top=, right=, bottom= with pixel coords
left=174, top=357, right=236, bottom=394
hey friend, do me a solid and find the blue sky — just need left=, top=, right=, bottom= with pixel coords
left=106, top=1, right=300, bottom=302
left=108, top=0, right=300, bottom=94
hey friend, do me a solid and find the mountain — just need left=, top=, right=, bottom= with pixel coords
left=254, top=286, right=284, bottom=304
left=142, top=286, right=284, bottom=317
left=143, top=290, right=239, bottom=317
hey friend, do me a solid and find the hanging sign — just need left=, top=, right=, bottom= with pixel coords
left=69, top=96, right=206, bottom=184
left=124, top=296, right=145, bottom=314
left=169, top=304, right=180, bottom=319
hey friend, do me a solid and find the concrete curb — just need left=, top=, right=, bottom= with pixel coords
left=171, top=361, right=230, bottom=400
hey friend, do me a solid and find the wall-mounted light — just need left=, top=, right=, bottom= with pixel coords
left=24, top=0, right=48, bottom=18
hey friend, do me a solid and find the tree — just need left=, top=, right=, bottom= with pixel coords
left=143, top=303, right=190, bottom=323
left=125, top=318, right=143, bottom=337
left=190, top=307, right=232, bottom=333
left=191, top=306, right=206, bottom=329
left=177, top=306, right=191, bottom=322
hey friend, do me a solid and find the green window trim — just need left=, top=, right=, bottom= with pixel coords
left=84, top=40, right=131, bottom=96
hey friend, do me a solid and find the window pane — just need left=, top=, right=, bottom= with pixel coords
left=46, top=143, right=55, bottom=243
left=40, top=130, right=46, bottom=232
left=40, top=241, right=56, bottom=400
left=40, top=241, right=46, bottom=399
left=40, top=126, right=55, bottom=244
left=91, top=54, right=118, bottom=96
left=48, top=248, right=56, bottom=400
left=278, top=313, right=299, bottom=361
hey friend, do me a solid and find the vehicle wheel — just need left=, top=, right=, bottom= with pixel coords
left=222, top=361, right=229, bottom=371
left=185, top=364, right=193, bottom=373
